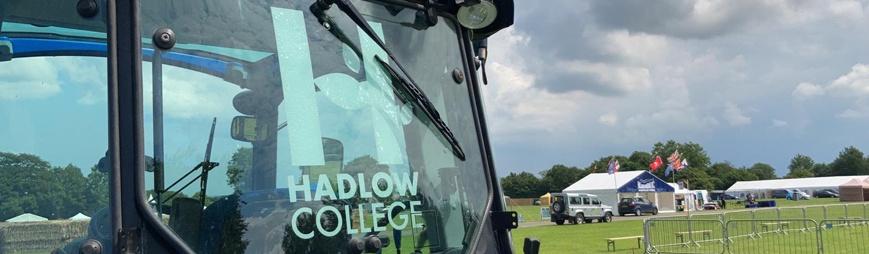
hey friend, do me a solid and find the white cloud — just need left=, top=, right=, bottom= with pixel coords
left=556, top=60, right=652, bottom=95
left=143, top=64, right=242, bottom=119
left=723, top=102, right=751, bottom=126
left=598, top=113, right=619, bottom=126
left=772, top=119, right=789, bottom=127
left=600, top=30, right=670, bottom=64
left=0, top=58, right=61, bottom=100
left=794, top=64, right=869, bottom=119
left=828, top=0, right=866, bottom=21
left=793, top=82, right=825, bottom=99
left=837, top=108, right=866, bottom=118
left=483, top=28, right=585, bottom=140
left=826, top=64, right=869, bottom=96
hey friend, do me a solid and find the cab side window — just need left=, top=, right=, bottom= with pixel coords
left=0, top=25, right=109, bottom=254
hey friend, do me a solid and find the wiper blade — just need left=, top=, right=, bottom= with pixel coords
left=374, top=56, right=466, bottom=161
left=312, top=0, right=466, bottom=161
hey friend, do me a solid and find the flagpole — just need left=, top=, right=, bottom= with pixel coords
left=613, top=170, right=618, bottom=203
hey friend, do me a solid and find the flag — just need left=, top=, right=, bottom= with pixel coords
left=664, top=164, right=673, bottom=177
left=608, top=159, right=620, bottom=175
left=667, top=150, right=681, bottom=170
left=649, top=156, right=663, bottom=172
left=678, top=158, right=689, bottom=171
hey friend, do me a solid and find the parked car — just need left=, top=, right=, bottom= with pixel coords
left=550, top=193, right=614, bottom=225
left=618, top=197, right=659, bottom=216
left=791, top=189, right=811, bottom=200
left=813, top=189, right=839, bottom=198
left=771, top=189, right=790, bottom=199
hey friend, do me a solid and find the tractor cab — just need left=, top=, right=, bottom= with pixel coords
left=0, top=0, right=517, bottom=253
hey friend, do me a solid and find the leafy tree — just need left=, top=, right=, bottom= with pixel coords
left=192, top=191, right=217, bottom=206
left=500, top=172, right=544, bottom=198
left=83, top=167, right=110, bottom=215
left=0, top=152, right=54, bottom=220
left=626, top=151, right=652, bottom=171
left=813, top=163, right=832, bottom=177
left=585, top=156, right=629, bottom=173
left=226, top=147, right=253, bottom=192
left=343, top=155, right=389, bottom=180
left=540, top=164, right=585, bottom=192
left=650, top=141, right=712, bottom=187
left=0, top=152, right=100, bottom=219
left=343, top=155, right=390, bottom=203
left=53, top=164, right=88, bottom=218
left=830, top=146, right=869, bottom=176
left=748, top=163, right=777, bottom=180
left=785, top=168, right=814, bottom=179
left=675, top=169, right=716, bottom=191
left=786, top=154, right=815, bottom=178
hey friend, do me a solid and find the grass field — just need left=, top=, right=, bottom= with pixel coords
left=508, top=198, right=869, bottom=253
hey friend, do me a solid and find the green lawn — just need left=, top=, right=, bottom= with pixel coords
left=509, top=199, right=869, bottom=253
left=512, top=220, right=647, bottom=253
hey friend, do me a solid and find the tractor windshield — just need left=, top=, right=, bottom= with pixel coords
left=0, top=0, right=490, bottom=253
left=140, top=0, right=489, bottom=253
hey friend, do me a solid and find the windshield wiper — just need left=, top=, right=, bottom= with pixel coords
left=374, top=56, right=466, bottom=160
left=310, top=0, right=466, bottom=160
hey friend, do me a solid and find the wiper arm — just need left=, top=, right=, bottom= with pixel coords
left=374, top=56, right=466, bottom=160
left=311, top=0, right=466, bottom=160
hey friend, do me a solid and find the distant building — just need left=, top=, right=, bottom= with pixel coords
left=726, top=175, right=869, bottom=198
left=4, top=213, right=48, bottom=222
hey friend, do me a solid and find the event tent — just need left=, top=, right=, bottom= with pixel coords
left=69, top=213, right=91, bottom=221
left=563, top=171, right=677, bottom=212
left=727, top=175, right=869, bottom=198
left=839, top=178, right=866, bottom=202
left=863, top=178, right=869, bottom=202
left=5, top=213, right=48, bottom=222
left=539, top=193, right=551, bottom=206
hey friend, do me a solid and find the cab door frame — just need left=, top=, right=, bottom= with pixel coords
left=107, top=0, right=194, bottom=253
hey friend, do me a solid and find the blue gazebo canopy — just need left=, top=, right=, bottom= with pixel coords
left=618, top=171, right=675, bottom=193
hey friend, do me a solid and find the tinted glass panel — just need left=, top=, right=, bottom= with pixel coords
left=138, top=0, right=487, bottom=253
left=0, top=2, right=109, bottom=253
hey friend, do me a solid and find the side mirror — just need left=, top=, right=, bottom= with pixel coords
left=230, top=116, right=270, bottom=142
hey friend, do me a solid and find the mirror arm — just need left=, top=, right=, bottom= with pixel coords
left=152, top=46, right=166, bottom=217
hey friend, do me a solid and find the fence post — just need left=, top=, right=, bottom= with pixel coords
left=751, top=210, right=757, bottom=238
left=845, top=204, right=850, bottom=226
left=823, top=205, right=828, bottom=221
left=802, top=207, right=808, bottom=231
left=776, top=208, right=784, bottom=232
left=643, top=219, right=651, bottom=253
left=863, top=203, right=866, bottom=220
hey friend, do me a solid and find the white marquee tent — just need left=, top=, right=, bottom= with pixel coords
left=726, top=175, right=869, bottom=197
left=69, top=213, right=91, bottom=221
left=5, top=213, right=48, bottom=222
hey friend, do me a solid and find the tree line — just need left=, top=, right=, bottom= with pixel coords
left=0, top=152, right=108, bottom=221
left=501, top=140, right=869, bottom=198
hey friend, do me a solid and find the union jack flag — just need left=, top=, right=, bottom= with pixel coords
left=608, top=159, right=620, bottom=175
left=668, top=150, right=682, bottom=170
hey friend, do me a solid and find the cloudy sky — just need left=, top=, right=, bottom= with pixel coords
left=483, top=0, right=869, bottom=176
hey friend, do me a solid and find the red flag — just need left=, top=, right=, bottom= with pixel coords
left=649, top=156, right=663, bottom=172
